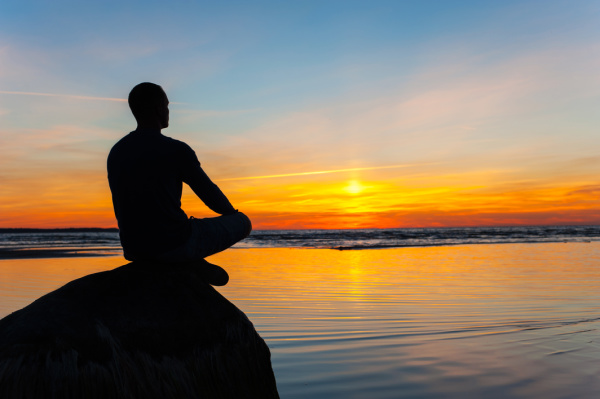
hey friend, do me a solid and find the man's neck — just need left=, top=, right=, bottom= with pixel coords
left=136, top=122, right=163, bottom=130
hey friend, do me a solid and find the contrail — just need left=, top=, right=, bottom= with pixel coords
left=0, top=90, right=127, bottom=102
left=215, top=163, right=430, bottom=182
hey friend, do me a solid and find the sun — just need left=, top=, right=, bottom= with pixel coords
left=344, top=180, right=365, bottom=195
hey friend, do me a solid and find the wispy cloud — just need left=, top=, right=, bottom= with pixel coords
left=214, top=163, right=437, bottom=182
left=207, top=39, right=600, bottom=179
left=0, top=90, right=126, bottom=102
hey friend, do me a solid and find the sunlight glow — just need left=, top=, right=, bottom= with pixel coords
left=344, top=181, right=365, bottom=195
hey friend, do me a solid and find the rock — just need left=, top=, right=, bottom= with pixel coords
left=0, top=261, right=279, bottom=399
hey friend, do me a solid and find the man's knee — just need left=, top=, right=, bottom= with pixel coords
left=238, top=212, right=252, bottom=238
left=220, top=211, right=252, bottom=240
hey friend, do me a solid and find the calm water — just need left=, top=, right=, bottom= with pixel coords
left=1, top=243, right=600, bottom=398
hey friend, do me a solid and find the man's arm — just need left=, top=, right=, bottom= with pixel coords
left=184, top=162, right=237, bottom=215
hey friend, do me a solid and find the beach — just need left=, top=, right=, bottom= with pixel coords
left=2, top=243, right=600, bottom=398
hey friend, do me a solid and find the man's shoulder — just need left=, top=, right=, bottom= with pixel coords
left=159, top=134, right=196, bottom=158
left=108, top=131, right=197, bottom=165
left=108, top=132, right=134, bottom=159
left=110, top=131, right=191, bottom=150
left=159, top=134, right=190, bottom=147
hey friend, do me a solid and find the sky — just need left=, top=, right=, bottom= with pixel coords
left=0, top=0, right=599, bottom=229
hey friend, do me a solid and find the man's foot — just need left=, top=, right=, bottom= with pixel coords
left=199, top=259, right=229, bottom=286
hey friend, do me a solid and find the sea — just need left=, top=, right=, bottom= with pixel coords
left=1, top=226, right=600, bottom=398
left=2, top=225, right=600, bottom=254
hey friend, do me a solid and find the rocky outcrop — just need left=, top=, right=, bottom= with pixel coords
left=0, top=261, right=279, bottom=398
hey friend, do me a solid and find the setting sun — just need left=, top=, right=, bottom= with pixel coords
left=344, top=180, right=365, bottom=195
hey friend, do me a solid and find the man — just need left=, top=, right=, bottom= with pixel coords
left=107, top=82, right=251, bottom=285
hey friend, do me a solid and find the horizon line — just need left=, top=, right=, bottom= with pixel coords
left=1, top=223, right=598, bottom=231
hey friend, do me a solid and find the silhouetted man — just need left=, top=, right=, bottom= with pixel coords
left=107, top=82, right=251, bottom=285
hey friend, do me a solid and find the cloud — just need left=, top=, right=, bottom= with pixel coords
left=0, top=91, right=126, bottom=102
left=214, top=162, right=434, bottom=182
left=194, top=38, right=600, bottom=183
left=0, top=125, right=115, bottom=171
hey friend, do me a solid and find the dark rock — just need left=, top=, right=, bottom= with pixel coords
left=0, top=261, right=279, bottom=398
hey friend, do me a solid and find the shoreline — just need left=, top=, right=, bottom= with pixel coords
left=0, top=240, right=596, bottom=260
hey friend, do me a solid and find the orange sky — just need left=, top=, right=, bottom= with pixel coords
left=2, top=158, right=600, bottom=229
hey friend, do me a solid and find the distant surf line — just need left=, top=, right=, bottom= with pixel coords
left=215, top=163, right=434, bottom=182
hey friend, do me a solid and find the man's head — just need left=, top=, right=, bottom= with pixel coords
left=128, top=82, right=169, bottom=129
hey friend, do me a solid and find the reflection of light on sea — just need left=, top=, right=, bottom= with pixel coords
left=346, top=250, right=367, bottom=302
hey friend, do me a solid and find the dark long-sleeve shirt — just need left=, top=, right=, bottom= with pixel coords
left=107, top=128, right=235, bottom=256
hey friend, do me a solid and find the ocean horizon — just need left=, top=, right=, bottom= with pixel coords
left=2, top=225, right=600, bottom=258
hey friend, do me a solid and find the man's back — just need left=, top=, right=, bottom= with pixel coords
left=107, top=128, right=196, bottom=257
